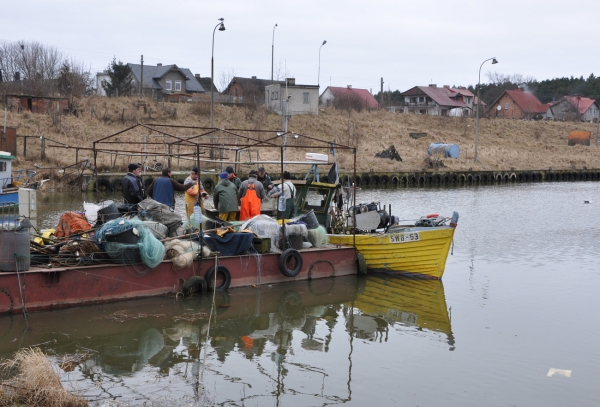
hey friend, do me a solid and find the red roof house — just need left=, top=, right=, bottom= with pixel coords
left=320, top=86, right=380, bottom=110
left=486, top=88, right=547, bottom=119
left=400, top=85, right=474, bottom=116
left=548, top=96, right=599, bottom=122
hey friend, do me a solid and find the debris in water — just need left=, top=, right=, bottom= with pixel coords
left=547, top=368, right=572, bottom=378
left=94, top=310, right=165, bottom=323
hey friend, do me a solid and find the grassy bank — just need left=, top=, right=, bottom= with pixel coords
left=5, top=96, right=600, bottom=177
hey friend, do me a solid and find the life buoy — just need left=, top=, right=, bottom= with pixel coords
left=182, top=275, right=207, bottom=295
left=205, top=265, right=231, bottom=291
left=111, top=178, right=123, bottom=192
left=202, top=177, right=214, bottom=190
left=426, top=213, right=439, bottom=218
left=95, top=178, right=111, bottom=192
left=278, top=248, right=303, bottom=277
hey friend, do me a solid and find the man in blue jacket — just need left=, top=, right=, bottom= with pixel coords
left=122, top=163, right=147, bottom=207
left=147, top=168, right=194, bottom=208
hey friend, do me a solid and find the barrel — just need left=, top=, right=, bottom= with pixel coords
left=427, top=143, right=460, bottom=159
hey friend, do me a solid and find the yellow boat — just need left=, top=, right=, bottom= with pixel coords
left=329, top=223, right=456, bottom=279
left=347, top=275, right=454, bottom=347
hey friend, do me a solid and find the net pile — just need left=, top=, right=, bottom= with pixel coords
left=241, top=215, right=281, bottom=253
left=307, top=225, right=328, bottom=247
left=137, top=198, right=182, bottom=236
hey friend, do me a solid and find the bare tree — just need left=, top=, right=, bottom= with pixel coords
left=218, top=68, right=235, bottom=93
left=273, top=59, right=293, bottom=81
left=57, top=59, right=93, bottom=111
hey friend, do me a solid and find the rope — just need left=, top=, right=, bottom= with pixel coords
left=14, top=254, right=29, bottom=328
left=307, top=259, right=335, bottom=279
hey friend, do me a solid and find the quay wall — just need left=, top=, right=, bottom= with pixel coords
left=84, top=168, right=600, bottom=192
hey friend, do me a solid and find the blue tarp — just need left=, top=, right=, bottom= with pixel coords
left=203, top=232, right=254, bottom=256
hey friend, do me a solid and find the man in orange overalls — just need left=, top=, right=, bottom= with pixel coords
left=238, top=170, right=266, bottom=220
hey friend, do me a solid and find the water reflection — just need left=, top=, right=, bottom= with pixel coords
left=0, top=275, right=453, bottom=404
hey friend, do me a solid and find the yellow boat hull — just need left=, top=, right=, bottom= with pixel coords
left=328, top=226, right=455, bottom=279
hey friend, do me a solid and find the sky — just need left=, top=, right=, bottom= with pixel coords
left=2, top=0, right=600, bottom=93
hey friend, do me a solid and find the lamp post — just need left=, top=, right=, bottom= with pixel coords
left=211, top=18, right=226, bottom=128
left=474, top=57, right=498, bottom=162
left=318, top=40, right=327, bottom=87
left=271, top=23, right=277, bottom=80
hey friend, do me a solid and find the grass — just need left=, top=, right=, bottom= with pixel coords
left=5, top=96, right=600, bottom=177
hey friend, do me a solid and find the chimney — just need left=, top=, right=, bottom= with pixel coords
left=428, top=84, right=437, bottom=87
left=347, top=85, right=352, bottom=89
left=286, top=78, right=295, bottom=86
left=252, top=76, right=257, bottom=79
left=443, top=85, right=450, bottom=88
left=157, top=63, right=162, bottom=66
left=195, top=74, right=200, bottom=79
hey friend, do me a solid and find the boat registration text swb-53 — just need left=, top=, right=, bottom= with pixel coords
left=389, top=232, right=420, bottom=243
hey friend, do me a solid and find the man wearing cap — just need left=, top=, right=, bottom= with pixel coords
left=238, top=170, right=266, bottom=220
left=213, top=171, right=238, bottom=221
left=122, top=163, right=147, bottom=207
left=256, top=167, right=273, bottom=191
left=225, top=166, right=241, bottom=190
left=147, top=168, right=194, bottom=208
left=184, top=167, right=208, bottom=220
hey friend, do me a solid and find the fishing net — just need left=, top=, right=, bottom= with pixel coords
left=137, top=198, right=182, bottom=236
left=241, top=215, right=281, bottom=253
left=307, top=226, right=328, bottom=247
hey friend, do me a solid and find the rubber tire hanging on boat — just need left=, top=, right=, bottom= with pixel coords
left=182, top=275, right=207, bottom=295
left=278, top=249, right=303, bottom=277
left=205, top=265, right=231, bottom=291
left=356, top=253, right=367, bottom=275
left=95, top=178, right=111, bottom=192
left=111, top=178, right=123, bottom=192
left=202, top=177, right=214, bottom=190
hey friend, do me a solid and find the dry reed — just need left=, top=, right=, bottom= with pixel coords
left=0, top=347, right=88, bottom=407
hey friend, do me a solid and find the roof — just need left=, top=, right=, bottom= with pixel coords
left=322, top=86, right=380, bottom=109
left=488, top=89, right=546, bottom=114
left=401, top=86, right=472, bottom=108
left=563, top=96, right=596, bottom=114
left=223, top=77, right=284, bottom=95
left=128, top=64, right=205, bottom=93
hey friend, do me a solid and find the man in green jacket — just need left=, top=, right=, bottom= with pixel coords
left=213, top=171, right=239, bottom=221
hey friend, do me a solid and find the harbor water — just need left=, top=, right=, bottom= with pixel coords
left=1, top=182, right=599, bottom=406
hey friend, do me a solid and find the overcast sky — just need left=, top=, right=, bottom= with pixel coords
left=2, top=0, right=599, bottom=93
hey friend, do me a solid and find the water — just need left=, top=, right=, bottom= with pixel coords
left=1, top=182, right=600, bottom=406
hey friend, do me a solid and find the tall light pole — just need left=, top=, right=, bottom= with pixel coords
left=318, top=40, right=327, bottom=87
left=271, top=23, right=277, bottom=80
left=474, top=57, right=498, bottom=162
left=211, top=18, right=226, bottom=128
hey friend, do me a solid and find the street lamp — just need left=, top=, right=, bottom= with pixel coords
left=271, top=23, right=277, bottom=80
left=474, top=57, right=498, bottom=162
left=318, top=40, right=327, bottom=87
left=211, top=18, right=226, bottom=128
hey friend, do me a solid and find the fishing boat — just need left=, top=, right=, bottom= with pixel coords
left=0, top=152, right=18, bottom=207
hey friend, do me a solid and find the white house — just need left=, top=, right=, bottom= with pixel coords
left=265, top=78, right=319, bottom=116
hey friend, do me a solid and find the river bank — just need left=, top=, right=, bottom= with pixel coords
left=5, top=96, right=600, bottom=181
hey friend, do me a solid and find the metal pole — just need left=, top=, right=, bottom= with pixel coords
left=210, top=19, right=225, bottom=129
left=318, top=40, right=327, bottom=87
left=474, top=57, right=497, bottom=163
left=271, top=24, right=277, bottom=81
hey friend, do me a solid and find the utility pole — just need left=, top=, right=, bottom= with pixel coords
left=380, top=77, right=384, bottom=109
left=140, top=55, right=144, bottom=97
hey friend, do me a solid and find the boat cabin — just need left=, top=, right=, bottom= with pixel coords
left=0, top=152, right=15, bottom=190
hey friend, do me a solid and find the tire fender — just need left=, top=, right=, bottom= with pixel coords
left=205, top=265, right=231, bottom=291
left=182, top=275, right=207, bottom=295
left=278, top=248, right=303, bottom=277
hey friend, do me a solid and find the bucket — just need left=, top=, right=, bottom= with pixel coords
left=283, top=224, right=307, bottom=250
left=427, top=143, right=460, bottom=159
left=0, top=229, right=31, bottom=272
left=299, top=210, right=319, bottom=229
left=96, top=200, right=120, bottom=226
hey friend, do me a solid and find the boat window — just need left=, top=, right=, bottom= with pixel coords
left=302, top=187, right=331, bottom=213
left=0, top=162, right=6, bottom=171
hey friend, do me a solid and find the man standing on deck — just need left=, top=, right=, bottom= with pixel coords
left=184, top=167, right=208, bottom=219
left=122, top=163, right=147, bottom=208
left=226, top=166, right=242, bottom=191
left=257, top=167, right=273, bottom=191
left=213, top=171, right=238, bottom=221
left=238, top=170, right=265, bottom=220
left=147, top=168, right=194, bottom=208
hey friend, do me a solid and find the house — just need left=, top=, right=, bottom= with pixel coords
left=223, top=76, right=284, bottom=103
left=548, top=96, right=599, bottom=122
left=5, top=94, right=69, bottom=114
left=265, top=78, right=319, bottom=115
left=545, top=100, right=560, bottom=120
left=400, top=85, right=473, bottom=116
left=320, top=86, right=380, bottom=110
left=486, top=88, right=547, bottom=119
left=128, top=63, right=205, bottom=99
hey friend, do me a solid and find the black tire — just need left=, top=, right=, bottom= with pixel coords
left=202, top=177, right=214, bottom=190
left=205, top=265, right=231, bottom=291
left=278, top=248, right=303, bottom=277
left=370, top=174, right=380, bottom=185
left=380, top=175, right=390, bottom=185
left=357, top=253, right=367, bottom=275
left=111, top=178, right=123, bottom=192
left=278, top=290, right=303, bottom=318
left=144, top=177, right=154, bottom=188
left=95, top=178, right=111, bottom=192
left=175, top=178, right=185, bottom=185
left=182, top=276, right=207, bottom=295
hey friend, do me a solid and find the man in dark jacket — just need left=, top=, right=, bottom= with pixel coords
left=213, top=171, right=239, bottom=221
left=122, top=163, right=147, bottom=206
left=225, top=166, right=242, bottom=191
left=257, top=167, right=273, bottom=191
left=147, top=168, right=194, bottom=208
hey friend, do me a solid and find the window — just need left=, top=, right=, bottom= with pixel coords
left=303, top=92, right=309, bottom=104
left=0, top=162, right=6, bottom=171
left=275, top=92, right=279, bottom=100
left=175, top=80, right=181, bottom=91
left=165, top=80, right=172, bottom=91
left=419, top=96, right=425, bottom=103
left=504, top=103, right=509, bottom=110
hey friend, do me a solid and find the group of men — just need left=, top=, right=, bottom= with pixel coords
left=122, top=163, right=295, bottom=222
